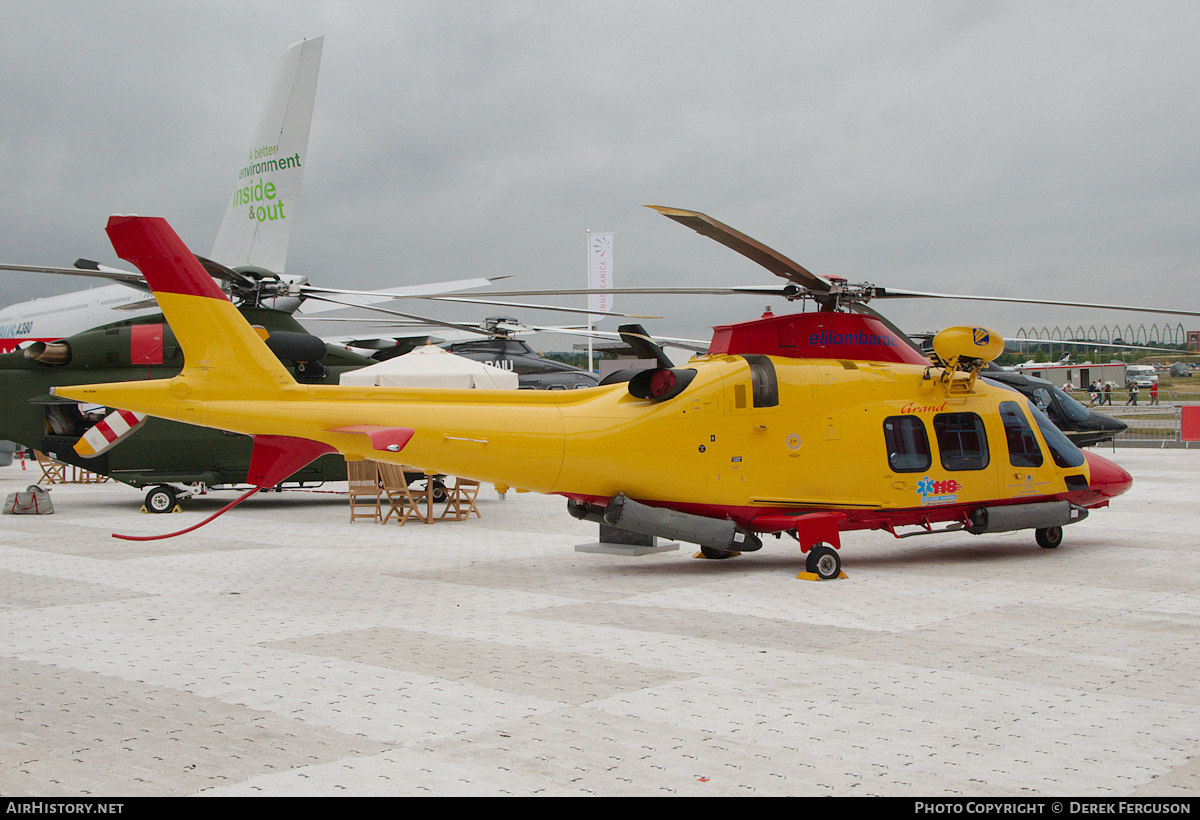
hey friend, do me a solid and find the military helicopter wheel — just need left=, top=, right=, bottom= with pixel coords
left=144, top=485, right=178, bottom=514
left=699, top=545, right=736, bottom=560
left=806, top=545, right=842, bottom=579
left=1035, top=526, right=1063, bottom=549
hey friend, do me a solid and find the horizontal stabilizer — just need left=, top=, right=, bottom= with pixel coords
left=329, top=425, right=416, bottom=453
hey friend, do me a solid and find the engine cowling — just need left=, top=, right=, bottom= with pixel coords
left=599, top=493, right=762, bottom=552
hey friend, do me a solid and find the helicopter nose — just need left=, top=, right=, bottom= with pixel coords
left=1083, top=451, right=1133, bottom=500
left=1099, top=413, right=1128, bottom=433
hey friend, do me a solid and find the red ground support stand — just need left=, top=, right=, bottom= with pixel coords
left=1182, top=406, right=1200, bottom=442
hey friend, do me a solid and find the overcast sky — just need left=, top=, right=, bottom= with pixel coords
left=2, top=0, right=1197, bottom=350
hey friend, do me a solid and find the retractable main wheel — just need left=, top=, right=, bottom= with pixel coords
left=1035, top=526, right=1063, bottom=549
left=144, top=485, right=178, bottom=514
left=430, top=480, right=448, bottom=504
left=806, top=545, right=842, bottom=579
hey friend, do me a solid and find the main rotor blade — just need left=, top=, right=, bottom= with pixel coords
left=412, top=294, right=661, bottom=319
left=0, top=262, right=149, bottom=290
left=874, top=287, right=1200, bottom=318
left=1, top=256, right=258, bottom=293
left=300, top=277, right=506, bottom=299
left=451, top=285, right=794, bottom=298
left=299, top=294, right=508, bottom=337
left=524, top=324, right=710, bottom=353
left=1005, top=338, right=1183, bottom=354
left=194, top=255, right=259, bottom=289
left=647, top=205, right=832, bottom=293
left=296, top=277, right=502, bottom=315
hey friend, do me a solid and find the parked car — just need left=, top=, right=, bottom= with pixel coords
left=1125, top=364, right=1158, bottom=388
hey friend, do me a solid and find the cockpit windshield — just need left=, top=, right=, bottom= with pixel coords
left=1025, top=401, right=1086, bottom=468
left=1030, top=384, right=1090, bottom=425
left=1049, top=384, right=1091, bottom=423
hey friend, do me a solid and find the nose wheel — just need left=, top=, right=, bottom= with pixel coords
left=1035, top=526, right=1063, bottom=549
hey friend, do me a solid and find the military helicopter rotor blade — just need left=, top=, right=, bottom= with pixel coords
left=518, top=323, right=711, bottom=353
left=298, top=294, right=513, bottom=337
left=0, top=261, right=149, bottom=291
left=408, top=294, right=661, bottom=320
left=0, top=256, right=267, bottom=297
left=297, top=276, right=506, bottom=302
left=193, top=255, right=261, bottom=292
left=303, top=314, right=537, bottom=338
left=302, top=284, right=665, bottom=320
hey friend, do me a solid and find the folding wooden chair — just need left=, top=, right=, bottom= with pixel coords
left=32, top=451, right=68, bottom=485
left=346, top=459, right=382, bottom=523
left=74, top=466, right=108, bottom=483
left=379, top=463, right=431, bottom=525
left=440, top=477, right=481, bottom=520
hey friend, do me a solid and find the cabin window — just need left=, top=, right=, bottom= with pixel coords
left=883, top=416, right=932, bottom=472
left=933, top=412, right=990, bottom=471
left=999, top=400, right=1043, bottom=468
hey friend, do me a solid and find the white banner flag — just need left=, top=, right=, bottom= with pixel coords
left=588, top=232, right=613, bottom=325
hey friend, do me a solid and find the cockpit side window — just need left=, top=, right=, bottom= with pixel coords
left=883, top=415, right=932, bottom=472
left=933, top=412, right=990, bottom=471
left=999, top=400, right=1044, bottom=468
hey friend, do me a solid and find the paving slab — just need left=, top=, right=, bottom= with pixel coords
left=1, top=450, right=1198, bottom=796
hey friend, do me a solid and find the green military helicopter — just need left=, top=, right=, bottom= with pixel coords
left=1, top=306, right=375, bottom=512
left=0, top=306, right=374, bottom=513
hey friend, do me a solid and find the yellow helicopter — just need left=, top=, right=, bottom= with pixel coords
left=56, top=213, right=1133, bottom=579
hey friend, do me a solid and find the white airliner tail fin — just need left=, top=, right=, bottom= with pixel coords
left=209, top=36, right=323, bottom=272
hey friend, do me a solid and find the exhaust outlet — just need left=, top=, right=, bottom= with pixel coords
left=566, top=499, right=606, bottom=524
left=23, top=341, right=71, bottom=366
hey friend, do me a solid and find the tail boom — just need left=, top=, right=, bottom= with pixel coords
left=52, top=216, right=583, bottom=500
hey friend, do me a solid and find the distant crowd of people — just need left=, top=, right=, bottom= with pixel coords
left=1085, top=380, right=1115, bottom=405
left=1081, top=380, right=1159, bottom=406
